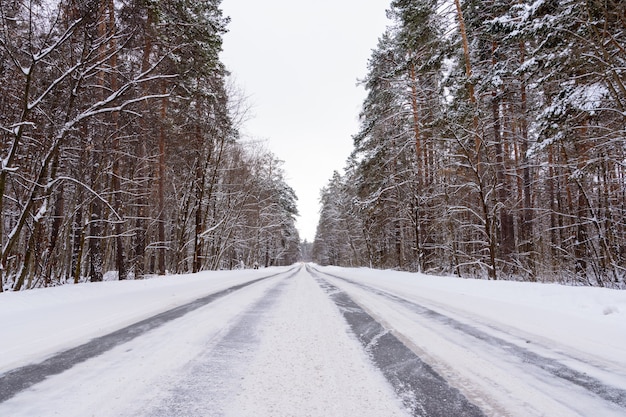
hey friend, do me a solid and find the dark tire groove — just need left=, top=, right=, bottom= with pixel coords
left=307, top=265, right=485, bottom=417
left=144, top=270, right=294, bottom=416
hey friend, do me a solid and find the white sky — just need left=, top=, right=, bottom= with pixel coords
left=220, top=0, right=391, bottom=242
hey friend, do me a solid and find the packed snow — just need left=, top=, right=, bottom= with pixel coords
left=316, top=265, right=626, bottom=416
left=0, top=267, right=292, bottom=374
left=1, top=264, right=625, bottom=416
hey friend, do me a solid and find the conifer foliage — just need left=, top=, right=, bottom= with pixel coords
left=0, top=0, right=299, bottom=291
left=313, top=0, right=626, bottom=287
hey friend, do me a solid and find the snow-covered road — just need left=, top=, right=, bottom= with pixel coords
left=1, top=264, right=625, bottom=416
left=0, top=266, right=408, bottom=416
left=311, top=265, right=626, bottom=417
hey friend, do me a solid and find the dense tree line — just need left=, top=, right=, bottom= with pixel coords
left=1, top=0, right=299, bottom=291
left=313, top=0, right=626, bottom=287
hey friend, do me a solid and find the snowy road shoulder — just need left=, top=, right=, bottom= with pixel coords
left=0, top=269, right=296, bottom=403
left=313, top=265, right=626, bottom=417
left=0, top=271, right=291, bottom=417
left=0, top=266, right=293, bottom=373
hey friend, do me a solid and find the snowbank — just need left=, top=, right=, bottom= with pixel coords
left=319, top=265, right=626, bottom=369
left=0, top=267, right=292, bottom=373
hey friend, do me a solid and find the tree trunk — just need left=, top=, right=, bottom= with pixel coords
left=491, top=41, right=515, bottom=265
left=157, top=85, right=167, bottom=275
left=44, top=183, right=65, bottom=285
left=89, top=196, right=104, bottom=282
left=134, top=8, right=154, bottom=279
left=408, top=60, right=424, bottom=272
left=453, top=0, right=481, bottom=157
left=72, top=202, right=85, bottom=284
left=193, top=156, right=205, bottom=273
left=108, top=0, right=126, bottom=280
left=518, top=41, right=534, bottom=274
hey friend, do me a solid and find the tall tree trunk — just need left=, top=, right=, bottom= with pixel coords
left=491, top=41, right=515, bottom=265
left=89, top=147, right=104, bottom=282
left=157, top=85, right=167, bottom=275
left=0, top=25, right=37, bottom=291
left=408, top=59, right=423, bottom=271
left=547, top=145, right=558, bottom=274
left=88, top=0, right=109, bottom=283
left=518, top=41, right=534, bottom=275
left=408, top=59, right=423, bottom=187
left=453, top=0, right=481, bottom=157
left=108, top=0, right=126, bottom=280
left=134, top=7, right=155, bottom=279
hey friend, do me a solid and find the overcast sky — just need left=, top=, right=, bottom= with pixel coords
left=220, top=0, right=391, bottom=242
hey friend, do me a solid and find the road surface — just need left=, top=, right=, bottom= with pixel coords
left=1, top=264, right=624, bottom=416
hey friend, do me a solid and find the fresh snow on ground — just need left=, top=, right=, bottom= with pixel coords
left=1, top=263, right=625, bottom=416
left=0, top=267, right=292, bottom=373
left=320, top=265, right=626, bottom=369
left=317, top=265, right=626, bottom=416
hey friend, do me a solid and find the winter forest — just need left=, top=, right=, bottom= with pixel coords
left=2, top=0, right=625, bottom=293
left=1, top=0, right=300, bottom=292
left=312, top=0, right=626, bottom=288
